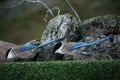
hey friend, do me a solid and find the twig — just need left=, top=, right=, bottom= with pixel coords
left=51, top=7, right=61, bottom=16
left=26, top=0, right=54, bottom=17
left=9, top=0, right=55, bottom=18
left=9, top=0, right=25, bottom=8
left=44, top=7, right=61, bottom=22
left=66, top=0, right=81, bottom=23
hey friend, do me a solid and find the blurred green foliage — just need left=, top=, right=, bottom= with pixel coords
left=0, top=60, right=120, bottom=80
left=0, top=10, right=46, bottom=44
left=0, top=0, right=5, bottom=4
left=0, top=0, right=120, bottom=44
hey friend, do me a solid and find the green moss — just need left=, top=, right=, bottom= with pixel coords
left=0, top=60, right=120, bottom=80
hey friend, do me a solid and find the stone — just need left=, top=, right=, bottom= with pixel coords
left=72, top=15, right=120, bottom=59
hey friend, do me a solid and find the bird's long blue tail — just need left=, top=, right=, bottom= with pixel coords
left=69, top=35, right=112, bottom=51
left=35, top=37, right=65, bottom=49
left=19, top=37, right=65, bottom=52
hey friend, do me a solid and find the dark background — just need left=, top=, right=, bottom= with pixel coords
left=0, top=0, right=120, bottom=44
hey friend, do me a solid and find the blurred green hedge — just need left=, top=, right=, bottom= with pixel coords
left=0, top=60, right=120, bottom=80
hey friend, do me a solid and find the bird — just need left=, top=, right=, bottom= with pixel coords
left=19, top=37, right=65, bottom=52
left=55, top=42, right=81, bottom=55
left=6, top=45, right=37, bottom=61
left=55, top=35, right=112, bottom=55
left=6, top=37, right=65, bottom=61
left=69, top=34, right=112, bottom=51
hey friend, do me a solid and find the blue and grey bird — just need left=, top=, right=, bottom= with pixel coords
left=7, top=37, right=65, bottom=61
left=7, top=45, right=36, bottom=61
left=19, top=37, right=65, bottom=52
left=55, top=35, right=112, bottom=55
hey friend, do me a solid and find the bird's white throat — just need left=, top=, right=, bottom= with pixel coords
left=7, top=49, right=14, bottom=60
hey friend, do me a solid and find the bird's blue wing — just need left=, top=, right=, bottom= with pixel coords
left=69, top=42, right=88, bottom=51
left=19, top=37, right=65, bottom=52
left=35, top=37, right=65, bottom=48
left=19, top=44, right=37, bottom=52
left=69, top=34, right=112, bottom=51
left=88, top=35, right=112, bottom=45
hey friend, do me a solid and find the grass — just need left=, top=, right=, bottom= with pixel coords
left=0, top=60, right=120, bottom=80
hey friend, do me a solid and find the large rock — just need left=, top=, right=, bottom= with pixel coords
left=34, top=15, right=120, bottom=61
left=64, top=15, right=120, bottom=60
left=41, top=13, right=80, bottom=42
